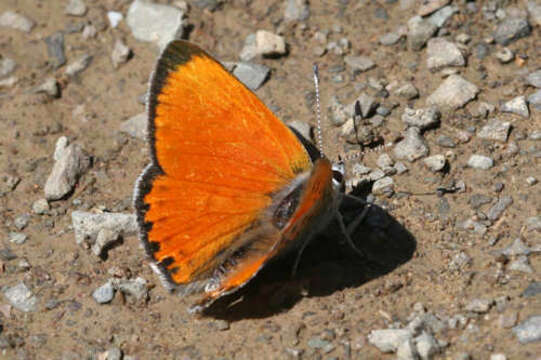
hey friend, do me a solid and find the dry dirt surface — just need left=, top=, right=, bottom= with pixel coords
left=1, top=0, right=540, bottom=359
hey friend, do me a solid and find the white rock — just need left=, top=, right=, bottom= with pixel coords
left=92, top=228, right=121, bottom=257
left=92, top=281, right=115, bottom=304
left=426, top=38, right=465, bottom=71
left=0, top=11, right=35, bottom=33
left=71, top=211, right=137, bottom=245
left=120, top=112, right=147, bottom=139
left=65, top=0, right=87, bottom=16
left=501, top=96, right=529, bottom=118
left=0, top=57, right=16, bottom=78
left=110, top=277, right=148, bottom=300
left=255, top=30, right=286, bottom=57
left=393, top=127, right=429, bottom=162
left=3, top=282, right=37, bottom=312
left=107, top=11, right=123, bottom=28
left=32, top=198, right=50, bottom=214
left=372, top=176, right=394, bottom=195
left=396, top=339, right=419, bottom=360
left=367, top=328, right=412, bottom=352
left=415, top=332, right=440, bottom=360
left=423, top=154, right=446, bottom=172
left=65, top=54, right=93, bottom=77
left=477, top=119, right=511, bottom=142
left=0, top=76, right=17, bottom=88
left=44, top=143, right=91, bottom=200
left=467, top=155, right=494, bottom=170
left=111, top=39, right=131, bottom=68
left=427, top=75, right=479, bottom=110
left=54, top=136, right=69, bottom=161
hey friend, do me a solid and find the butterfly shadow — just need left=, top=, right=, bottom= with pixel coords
left=202, top=192, right=417, bottom=321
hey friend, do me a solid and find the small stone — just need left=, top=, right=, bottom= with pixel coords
left=92, top=228, right=121, bottom=257
left=512, top=316, right=541, bottom=343
left=284, top=0, right=310, bottom=21
left=120, top=112, right=147, bottom=139
left=393, top=127, right=429, bottom=162
left=427, top=75, right=479, bottom=110
left=407, top=16, right=438, bottom=51
left=509, top=255, right=533, bottom=273
left=233, top=62, right=270, bottom=91
left=367, top=328, right=412, bottom=352
left=448, top=251, right=472, bottom=271
left=467, top=154, right=493, bottom=170
left=528, top=0, right=541, bottom=26
left=254, top=30, right=286, bottom=57
left=428, top=5, right=457, bottom=27
left=54, top=136, right=69, bottom=161
left=500, top=96, right=529, bottom=118
left=477, top=119, right=511, bottom=142
left=418, top=0, right=450, bottom=16
left=498, top=312, right=518, bottom=328
left=465, top=298, right=493, bottom=313
left=71, top=211, right=137, bottom=245
left=394, top=161, right=408, bottom=174
left=111, top=39, right=131, bottom=68
left=0, top=11, right=35, bottom=33
left=65, top=0, right=87, bottom=16
left=500, top=238, right=532, bottom=256
left=376, top=154, right=394, bottom=169
left=13, top=213, right=30, bottom=230
left=8, top=232, right=27, bottom=245
left=0, top=57, right=16, bottom=78
left=394, top=83, right=419, bottom=99
left=494, top=47, right=514, bottom=63
left=396, top=339, right=419, bottom=360
left=0, top=76, right=17, bottom=88
left=127, top=0, right=185, bottom=49
left=468, top=194, right=492, bottom=209
left=401, top=107, right=440, bottom=129
left=3, top=282, right=37, bottom=312
left=344, top=55, right=376, bottom=73
left=92, top=281, right=115, bottom=304
left=525, top=216, right=541, bottom=231
left=522, top=282, right=541, bottom=297
left=455, top=33, right=471, bottom=44
left=426, top=38, right=465, bottom=71
left=100, top=348, right=123, bottom=360
left=34, top=78, right=59, bottom=98
left=487, top=196, right=513, bottom=221
left=307, top=337, right=335, bottom=353
left=211, top=319, right=230, bottom=331
left=459, top=218, right=487, bottom=235
left=415, top=332, right=440, bottom=360
left=32, top=198, right=50, bottom=214
left=526, top=69, right=541, bottom=88
left=423, top=154, right=446, bottom=172
left=107, top=11, right=123, bottom=28
left=0, top=248, right=17, bottom=261
left=493, top=17, right=531, bottom=46
left=44, top=143, right=92, bottom=201
left=379, top=32, right=402, bottom=46
left=526, top=176, right=538, bottom=186
left=44, top=32, right=66, bottom=68
left=436, top=135, right=456, bottom=148
left=490, top=354, right=506, bottom=360
left=65, top=54, right=93, bottom=77
left=111, top=277, right=148, bottom=300
left=372, top=176, right=394, bottom=196
left=528, top=90, right=541, bottom=111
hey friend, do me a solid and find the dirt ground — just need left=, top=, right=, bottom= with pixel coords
left=0, top=0, right=540, bottom=359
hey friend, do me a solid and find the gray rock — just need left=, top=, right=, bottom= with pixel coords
left=393, top=127, right=429, bottom=162
left=8, top=232, right=27, bottom=245
left=54, top=136, right=69, bottom=161
left=32, top=198, right=50, bottom=214
left=3, top=282, right=37, bottom=312
left=120, top=112, right=147, bottom=139
left=101, top=348, right=123, bottom=360
left=418, top=0, right=450, bottom=16
left=522, top=282, right=541, bottom=297
left=490, top=354, right=506, bottom=360
left=345, top=55, right=376, bottom=73
left=239, top=34, right=257, bottom=61
left=0, top=11, right=35, bottom=33
left=394, top=83, right=419, bottom=99
left=512, top=316, right=541, bottom=343
left=127, top=0, right=185, bottom=49
left=501, top=96, right=529, bottom=118
left=111, top=277, right=148, bottom=300
left=92, top=281, right=115, bottom=304
left=396, top=338, right=419, bottom=360
left=493, top=17, right=531, bottom=45
left=427, top=75, right=479, bottom=110
left=372, top=176, right=394, bottom=196
left=408, top=16, right=438, bottom=51
left=465, top=298, right=493, bottom=313
left=111, top=39, right=131, bottom=68
left=232, top=62, right=270, bottom=91
left=528, top=90, right=541, bottom=111
left=0, top=57, right=15, bottom=78
left=526, top=176, right=538, bottom=186
left=71, top=211, right=137, bottom=245
left=487, top=196, right=513, bottom=221
left=467, top=154, right=493, bottom=170
left=379, top=32, right=402, bottom=46
left=44, top=143, right=91, bottom=200
left=509, top=255, right=533, bottom=273
left=526, top=69, right=541, bottom=88
left=448, top=251, right=472, bottom=271
left=494, top=47, right=514, bottom=63
left=525, top=216, right=541, bottom=231
left=415, top=332, right=440, bottom=360
left=369, top=169, right=386, bottom=181
left=65, top=0, right=87, bottom=16
left=528, top=1, right=541, bottom=26
left=436, top=135, right=456, bottom=148
left=468, top=194, right=492, bottom=209
left=307, top=337, right=335, bottom=353
left=477, top=119, right=511, bottom=142
left=65, top=54, right=93, bottom=77
left=394, top=161, right=409, bottom=174
left=427, top=38, right=464, bottom=70
left=367, top=328, right=412, bottom=352
left=427, top=5, right=458, bottom=27
left=44, top=32, right=66, bottom=68
left=91, top=228, right=121, bottom=257
left=401, top=107, right=440, bottom=129
left=14, top=213, right=30, bottom=230
left=459, top=218, right=487, bottom=235
left=423, top=154, right=446, bottom=172
left=499, top=238, right=533, bottom=256
left=33, top=78, right=59, bottom=98
left=376, top=154, right=394, bottom=169
left=284, top=0, right=310, bottom=21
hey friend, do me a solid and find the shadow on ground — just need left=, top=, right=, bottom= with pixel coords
left=203, top=195, right=416, bottom=321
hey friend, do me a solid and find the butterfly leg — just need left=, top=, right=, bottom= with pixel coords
left=335, top=209, right=369, bottom=258
left=291, top=237, right=312, bottom=277
left=343, top=193, right=372, bottom=235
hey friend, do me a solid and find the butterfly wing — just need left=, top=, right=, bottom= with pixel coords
left=134, top=41, right=311, bottom=297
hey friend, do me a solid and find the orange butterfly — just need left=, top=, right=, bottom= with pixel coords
left=134, top=40, right=367, bottom=312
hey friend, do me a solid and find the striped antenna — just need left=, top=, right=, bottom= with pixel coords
left=313, top=64, right=324, bottom=156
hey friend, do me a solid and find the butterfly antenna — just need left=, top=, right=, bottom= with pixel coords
left=313, top=64, right=325, bottom=157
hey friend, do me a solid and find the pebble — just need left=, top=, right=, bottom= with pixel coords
left=344, top=55, right=376, bottom=73
left=8, top=232, right=27, bottom=245
left=490, top=354, right=506, bottom=360
left=32, top=198, right=50, bottom=214
left=126, top=0, right=185, bottom=49
left=33, top=78, right=60, bottom=98
left=71, top=211, right=137, bottom=245
left=64, top=54, right=93, bottom=77
left=44, top=32, right=66, bottom=68
left=427, top=5, right=457, bottom=27
left=427, top=75, right=479, bottom=110
left=111, top=39, right=131, bottom=68
left=509, top=255, right=533, bottom=273
left=528, top=90, right=541, bottom=111
left=394, top=83, right=419, bottom=99
left=407, top=16, right=438, bottom=51
left=436, top=135, right=456, bottom=148
left=522, top=282, right=541, bottom=297
left=528, top=0, right=541, bottom=25
left=526, top=69, right=541, bottom=88
left=65, top=0, right=87, bottom=16
left=426, top=38, right=465, bottom=71
left=54, top=136, right=69, bottom=161
left=82, top=24, right=97, bottom=39
left=232, top=62, right=270, bottom=91
left=465, top=298, right=493, bottom=313
left=459, top=218, right=487, bottom=235
left=468, top=194, right=492, bottom=209
left=107, top=11, right=123, bottom=28
left=367, top=328, right=412, bottom=352
left=376, top=154, right=394, bottom=169
left=92, top=281, right=115, bottom=304
left=379, top=32, right=402, bottom=46
left=477, top=119, right=511, bottom=142
left=493, top=17, right=531, bottom=45
left=0, top=57, right=15, bottom=78
left=525, top=216, right=541, bottom=231
left=498, top=312, right=518, bottom=328
left=401, top=107, right=440, bottom=130
left=100, top=348, right=123, bottom=360
left=512, top=316, right=541, bottom=343
left=3, top=282, right=37, bottom=312
left=396, top=339, right=419, bottom=360
left=423, top=154, right=446, bottom=172
left=500, top=96, right=529, bottom=118
left=394, top=161, right=408, bottom=174
left=393, top=127, right=429, bottom=162
left=494, top=47, right=514, bottom=63
left=487, top=196, right=513, bottom=221
left=13, top=213, right=30, bottom=230
left=284, top=0, right=310, bottom=22
left=244, top=30, right=287, bottom=58
left=44, top=142, right=92, bottom=201
left=120, top=112, right=147, bottom=140
left=467, top=154, right=493, bottom=170
left=418, top=0, right=450, bottom=16
left=526, top=176, right=538, bottom=186
left=0, top=11, right=35, bottom=33
left=111, top=277, right=148, bottom=300
left=307, top=337, right=335, bottom=353
left=499, top=238, right=533, bottom=257
left=91, top=228, right=121, bottom=257
left=455, top=33, right=471, bottom=44
left=0, top=75, right=17, bottom=88
left=372, top=176, right=394, bottom=196
left=415, top=332, right=440, bottom=360
left=448, top=251, right=472, bottom=271
left=0, top=248, right=17, bottom=261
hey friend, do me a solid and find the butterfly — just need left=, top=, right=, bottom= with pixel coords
left=134, top=40, right=369, bottom=313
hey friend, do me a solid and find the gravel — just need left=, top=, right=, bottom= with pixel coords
left=500, top=96, right=529, bottom=118
left=477, top=119, right=511, bottom=142
left=407, top=16, right=438, bottom=51
left=393, top=127, right=429, bottom=162
left=3, top=282, right=37, bottom=312
left=92, top=281, right=115, bottom=304
left=367, top=329, right=412, bottom=352
left=71, top=211, right=137, bottom=245
left=44, top=32, right=66, bottom=68
left=487, top=196, right=513, bottom=221
left=284, top=0, right=310, bottom=22
left=467, top=154, right=494, bottom=170
left=423, top=154, right=446, bottom=172
left=512, top=316, right=541, bottom=343
left=344, top=55, right=376, bottom=73
left=120, top=112, right=147, bottom=140
left=0, top=11, right=35, bottom=33
left=427, top=75, right=479, bottom=110
left=401, top=107, right=440, bottom=130
left=493, top=17, right=531, bottom=45
left=232, top=62, right=270, bottom=90
left=426, top=38, right=465, bottom=71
